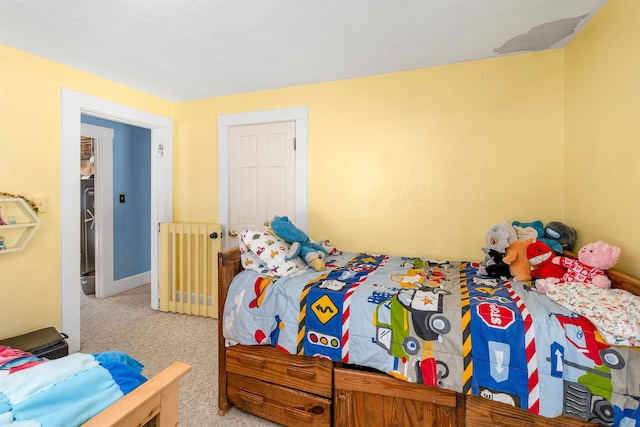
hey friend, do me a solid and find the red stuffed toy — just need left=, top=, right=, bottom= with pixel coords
left=527, top=241, right=566, bottom=280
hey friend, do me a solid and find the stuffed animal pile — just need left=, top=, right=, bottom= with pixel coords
left=478, top=220, right=621, bottom=293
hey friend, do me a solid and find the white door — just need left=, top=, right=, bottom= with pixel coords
left=228, top=121, right=296, bottom=245
left=217, top=106, right=309, bottom=250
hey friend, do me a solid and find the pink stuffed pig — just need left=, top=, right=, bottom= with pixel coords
left=553, top=240, right=621, bottom=289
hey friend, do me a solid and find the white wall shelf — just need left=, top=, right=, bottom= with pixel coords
left=0, top=196, right=41, bottom=253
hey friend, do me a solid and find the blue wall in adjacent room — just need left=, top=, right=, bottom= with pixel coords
left=81, top=115, right=151, bottom=280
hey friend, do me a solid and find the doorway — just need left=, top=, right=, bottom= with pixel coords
left=80, top=120, right=152, bottom=298
left=61, top=89, right=173, bottom=353
left=217, top=106, right=309, bottom=250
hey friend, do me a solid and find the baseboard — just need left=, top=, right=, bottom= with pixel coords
left=111, top=271, right=151, bottom=296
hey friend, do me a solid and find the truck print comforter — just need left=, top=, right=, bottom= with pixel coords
left=223, top=251, right=640, bottom=426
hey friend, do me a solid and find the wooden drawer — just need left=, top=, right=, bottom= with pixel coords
left=334, top=367, right=462, bottom=427
left=226, top=345, right=333, bottom=398
left=465, top=395, right=595, bottom=427
left=228, top=372, right=331, bottom=427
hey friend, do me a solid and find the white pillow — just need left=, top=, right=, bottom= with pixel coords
left=239, top=230, right=307, bottom=277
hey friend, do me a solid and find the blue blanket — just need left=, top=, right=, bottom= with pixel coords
left=223, top=251, right=640, bottom=426
left=0, top=349, right=145, bottom=427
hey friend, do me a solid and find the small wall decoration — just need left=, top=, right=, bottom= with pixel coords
left=0, top=192, right=39, bottom=215
left=0, top=192, right=41, bottom=253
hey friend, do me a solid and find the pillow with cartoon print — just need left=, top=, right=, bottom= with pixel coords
left=239, top=229, right=307, bottom=277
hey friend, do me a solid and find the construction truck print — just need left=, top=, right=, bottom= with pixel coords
left=552, top=314, right=638, bottom=426
left=374, top=285, right=451, bottom=385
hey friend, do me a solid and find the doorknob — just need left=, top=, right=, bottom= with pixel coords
left=229, top=230, right=238, bottom=238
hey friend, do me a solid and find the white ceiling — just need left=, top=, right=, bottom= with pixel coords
left=0, top=0, right=607, bottom=103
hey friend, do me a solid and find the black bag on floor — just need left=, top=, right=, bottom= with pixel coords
left=0, top=327, right=69, bottom=359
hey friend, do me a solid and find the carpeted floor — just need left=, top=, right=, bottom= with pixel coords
left=80, top=284, right=279, bottom=427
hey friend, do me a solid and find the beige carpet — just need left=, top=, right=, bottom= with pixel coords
left=80, top=284, right=278, bottom=427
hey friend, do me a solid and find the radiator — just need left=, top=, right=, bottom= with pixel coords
left=159, top=223, right=222, bottom=318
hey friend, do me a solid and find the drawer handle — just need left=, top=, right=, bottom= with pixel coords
left=286, top=366, right=316, bottom=380
left=238, top=390, right=264, bottom=406
left=237, top=354, right=266, bottom=369
left=284, top=406, right=322, bottom=422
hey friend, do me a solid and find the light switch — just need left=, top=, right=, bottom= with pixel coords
left=119, top=194, right=125, bottom=203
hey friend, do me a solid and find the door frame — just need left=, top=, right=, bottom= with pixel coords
left=80, top=123, right=115, bottom=299
left=217, top=106, right=309, bottom=250
left=61, top=89, right=173, bottom=353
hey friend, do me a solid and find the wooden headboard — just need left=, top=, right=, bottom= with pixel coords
left=602, top=268, right=640, bottom=295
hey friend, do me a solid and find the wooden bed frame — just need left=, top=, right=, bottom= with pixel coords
left=83, top=361, right=191, bottom=427
left=217, top=247, right=640, bottom=427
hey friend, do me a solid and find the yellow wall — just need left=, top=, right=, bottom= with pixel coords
left=175, top=51, right=565, bottom=260
left=3, top=0, right=638, bottom=340
left=0, top=44, right=174, bottom=339
left=564, top=0, right=640, bottom=277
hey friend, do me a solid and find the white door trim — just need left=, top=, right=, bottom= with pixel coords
left=80, top=123, right=115, bottom=299
left=217, top=106, right=309, bottom=250
left=61, top=89, right=173, bottom=353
